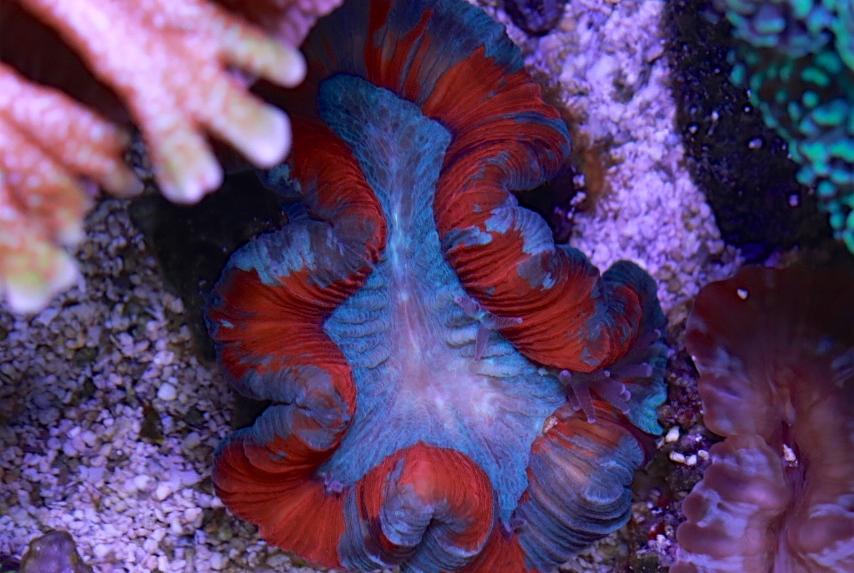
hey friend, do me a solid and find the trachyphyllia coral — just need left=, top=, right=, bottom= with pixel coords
left=674, top=266, right=854, bottom=573
left=0, top=0, right=342, bottom=312
left=206, top=0, right=667, bottom=570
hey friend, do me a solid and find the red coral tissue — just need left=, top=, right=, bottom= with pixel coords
left=674, top=266, right=854, bottom=573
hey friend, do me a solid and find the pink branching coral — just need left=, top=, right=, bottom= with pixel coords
left=0, top=62, right=135, bottom=312
left=0, top=0, right=341, bottom=313
left=674, top=266, right=854, bottom=573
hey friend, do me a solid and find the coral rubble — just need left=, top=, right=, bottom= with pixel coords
left=19, top=530, right=92, bottom=573
left=502, top=0, right=568, bottom=36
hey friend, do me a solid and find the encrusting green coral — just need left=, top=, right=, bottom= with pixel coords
left=715, top=0, right=854, bottom=252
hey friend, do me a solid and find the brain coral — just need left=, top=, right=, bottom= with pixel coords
left=206, top=0, right=667, bottom=570
left=674, top=265, right=854, bottom=572
left=713, top=0, right=854, bottom=252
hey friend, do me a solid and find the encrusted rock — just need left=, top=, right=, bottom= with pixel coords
left=20, top=530, right=92, bottom=573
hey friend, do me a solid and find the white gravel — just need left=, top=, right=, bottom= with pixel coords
left=0, top=201, right=323, bottom=572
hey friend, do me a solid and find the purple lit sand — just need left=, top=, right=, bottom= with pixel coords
left=1, top=1, right=740, bottom=571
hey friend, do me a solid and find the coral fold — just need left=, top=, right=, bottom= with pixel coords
left=675, top=266, right=854, bottom=573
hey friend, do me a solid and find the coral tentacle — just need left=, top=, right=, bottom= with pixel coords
left=1, top=0, right=341, bottom=312
left=216, top=0, right=345, bottom=46
left=18, top=0, right=302, bottom=202
left=0, top=62, right=138, bottom=311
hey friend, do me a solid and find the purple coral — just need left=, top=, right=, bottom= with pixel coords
left=674, top=266, right=854, bottom=573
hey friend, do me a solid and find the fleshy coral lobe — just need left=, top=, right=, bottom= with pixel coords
left=675, top=265, right=854, bottom=572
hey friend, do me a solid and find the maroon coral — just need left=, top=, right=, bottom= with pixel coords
left=675, top=266, right=854, bottom=573
left=0, top=0, right=341, bottom=312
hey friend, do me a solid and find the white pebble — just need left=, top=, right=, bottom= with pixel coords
left=154, top=483, right=173, bottom=501
left=153, top=350, right=174, bottom=366
left=782, top=443, right=798, bottom=464
left=686, top=454, right=698, bottom=466
left=209, top=553, right=226, bottom=570
left=133, top=474, right=151, bottom=491
left=157, top=383, right=177, bottom=401
left=184, top=507, right=202, bottom=523
left=182, top=432, right=201, bottom=449
left=669, top=451, right=686, bottom=464
left=266, top=554, right=290, bottom=567
left=664, top=426, right=680, bottom=443
left=81, top=430, right=97, bottom=446
left=176, top=469, right=200, bottom=486
left=93, top=543, right=111, bottom=559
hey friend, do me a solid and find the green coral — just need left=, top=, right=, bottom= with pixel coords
left=716, top=0, right=854, bottom=251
